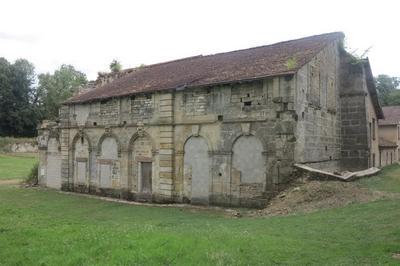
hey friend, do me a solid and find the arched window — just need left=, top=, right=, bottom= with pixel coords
left=130, top=135, right=153, bottom=194
left=46, top=138, right=61, bottom=189
left=98, top=137, right=119, bottom=188
left=184, top=136, right=210, bottom=203
left=74, top=136, right=90, bottom=185
left=232, top=135, right=265, bottom=183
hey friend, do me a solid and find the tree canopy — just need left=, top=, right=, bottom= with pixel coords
left=37, top=65, right=87, bottom=120
left=375, top=74, right=400, bottom=106
left=0, top=58, right=38, bottom=136
left=0, top=58, right=87, bottom=137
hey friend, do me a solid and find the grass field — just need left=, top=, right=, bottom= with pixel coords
left=0, top=165, right=399, bottom=265
left=0, top=153, right=38, bottom=180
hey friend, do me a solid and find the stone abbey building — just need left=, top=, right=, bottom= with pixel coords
left=38, top=32, right=383, bottom=207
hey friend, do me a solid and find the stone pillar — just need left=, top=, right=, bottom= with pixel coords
left=174, top=150, right=184, bottom=201
left=59, top=105, right=71, bottom=191
left=157, top=92, right=175, bottom=201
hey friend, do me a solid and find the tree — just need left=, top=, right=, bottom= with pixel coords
left=0, top=58, right=38, bottom=137
left=37, top=65, right=87, bottom=120
left=375, top=74, right=400, bottom=106
left=109, top=59, right=122, bottom=73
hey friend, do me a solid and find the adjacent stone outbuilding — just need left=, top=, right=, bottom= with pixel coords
left=38, top=32, right=383, bottom=207
left=378, top=106, right=400, bottom=166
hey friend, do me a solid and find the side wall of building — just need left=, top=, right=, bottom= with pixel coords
left=365, top=91, right=380, bottom=167
left=379, top=124, right=400, bottom=163
left=339, top=55, right=379, bottom=170
left=294, top=41, right=341, bottom=172
left=379, top=147, right=397, bottom=167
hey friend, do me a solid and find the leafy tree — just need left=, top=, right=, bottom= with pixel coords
left=37, top=65, right=87, bottom=120
left=109, top=59, right=122, bottom=73
left=375, top=74, right=400, bottom=106
left=0, top=58, right=38, bottom=137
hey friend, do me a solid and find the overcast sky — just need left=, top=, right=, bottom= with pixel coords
left=0, top=0, right=398, bottom=80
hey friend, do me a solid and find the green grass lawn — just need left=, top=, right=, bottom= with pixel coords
left=0, top=166, right=399, bottom=265
left=358, top=163, right=400, bottom=193
left=0, top=153, right=38, bottom=180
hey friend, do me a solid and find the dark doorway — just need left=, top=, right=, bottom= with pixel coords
left=140, top=162, right=152, bottom=193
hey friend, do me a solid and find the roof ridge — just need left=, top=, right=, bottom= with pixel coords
left=117, top=32, right=344, bottom=72
left=199, top=31, right=344, bottom=59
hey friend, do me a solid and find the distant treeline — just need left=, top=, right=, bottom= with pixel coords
left=375, top=75, right=400, bottom=106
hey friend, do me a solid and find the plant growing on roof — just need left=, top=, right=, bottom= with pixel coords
left=285, top=57, right=298, bottom=70
left=110, top=59, right=122, bottom=73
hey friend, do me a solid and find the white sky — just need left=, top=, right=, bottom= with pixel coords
left=0, top=0, right=399, bottom=80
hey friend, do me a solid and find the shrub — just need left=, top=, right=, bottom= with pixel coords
left=26, top=162, right=39, bottom=185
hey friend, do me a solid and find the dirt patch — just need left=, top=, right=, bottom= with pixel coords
left=0, top=179, right=22, bottom=186
left=392, top=253, right=400, bottom=260
left=247, top=178, right=397, bottom=217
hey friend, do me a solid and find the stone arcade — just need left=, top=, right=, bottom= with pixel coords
left=38, top=32, right=383, bottom=207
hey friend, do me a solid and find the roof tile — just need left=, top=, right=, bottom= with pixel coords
left=65, top=32, right=344, bottom=104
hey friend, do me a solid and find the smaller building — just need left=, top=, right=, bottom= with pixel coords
left=378, top=106, right=400, bottom=166
left=379, top=138, right=397, bottom=167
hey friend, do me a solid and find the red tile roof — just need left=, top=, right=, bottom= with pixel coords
left=65, top=32, right=344, bottom=104
left=379, top=106, right=400, bottom=125
left=379, top=106, right=400, bottom=126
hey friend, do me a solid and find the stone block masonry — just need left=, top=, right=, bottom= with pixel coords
left=38, top=33, right=382, bottom=207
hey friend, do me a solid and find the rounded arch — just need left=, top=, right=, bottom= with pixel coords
left=183, top=135, right=211, bottom=204
left=71, top=130, right=92, bottom=187
left=230, top=132, right=267, bottom=154
left=71, top=131, right=93, bottom=153
left=97, top=132, right=122, bottom=157
left=180, top=134, right=213, bottom=155
left=47, top=137, right=60, bottom=153
left=232, top=134, right=265, bottom=184
left=128, top=130, right=157, bottom=193
left=128, top=131, right=157, bottom=153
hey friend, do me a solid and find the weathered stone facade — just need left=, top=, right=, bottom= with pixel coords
left=38, top=32, right=383, bottom=207
left=378, top=106, right=400, bottom=166
left=339, top=56, right=381, bottom=170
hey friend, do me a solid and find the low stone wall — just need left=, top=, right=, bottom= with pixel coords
left=0, top=137, right=38, bottom=153
left=10, top=142, right=38, bottom=153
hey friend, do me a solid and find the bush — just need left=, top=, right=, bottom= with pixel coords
left=26, top=162, right=39, bottom=185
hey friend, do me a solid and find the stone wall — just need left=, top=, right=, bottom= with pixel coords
left=294, top=41, right=341, bottom=172
left=379, top=125, right=400, bottom=163
left=339, top=53, right=378, bottom=171
left=379, top=147, right=397, bottom=167
left=39, top=73, right=300, bottom=207
left=38, top=41, right=378, bottom=207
